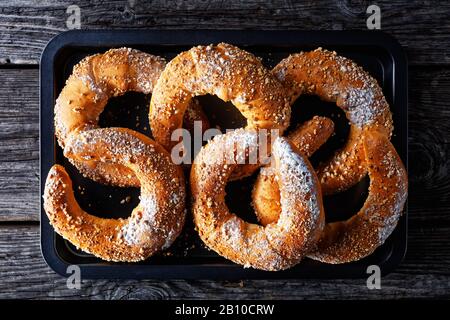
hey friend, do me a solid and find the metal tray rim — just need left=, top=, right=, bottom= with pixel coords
left=40, top=29, right=408, bottom=280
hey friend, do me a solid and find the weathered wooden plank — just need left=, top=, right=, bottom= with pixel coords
left=0, top=224, right=448, bottom=299
left=408, top=67, right=450, bottom=225
left=0, top=1, right=450, bottom=65
left=0, top=68, right=39, bottom=221
left=1, top=66, right=450, bottom=223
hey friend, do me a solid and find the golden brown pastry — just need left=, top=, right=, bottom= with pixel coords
left=54, top=47, right=207, bottom=187
left=252, top=127, right=407, bottom=264
left=43, top=128, right=186, bottom=262
left=190, top=129, right=325, bottom=271
left=272, top=48, right=393, bottom=194
left=149, top=43, right=291, bottom=153
left=46, top=43, right=408, bottom=268
left=252, top=116, right=334, bottom=226
left=307, top=131, right=408, bottom=263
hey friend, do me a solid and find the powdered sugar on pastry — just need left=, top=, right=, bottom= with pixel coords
left=43, top=127, right=186, bottom=262
left=272, top=48, right=393, bottom=195
left=190, top=129, right=324, bottom=271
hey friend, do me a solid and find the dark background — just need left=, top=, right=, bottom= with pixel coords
left=0, top=0, right=449, bottom=299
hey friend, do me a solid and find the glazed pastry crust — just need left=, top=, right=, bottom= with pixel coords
left=252, top=116, right=334, bottom=226
left=54, top=48, right=165, bottom=187
left=150, top=43, right=291, bottom=152
left=272, top=48, right=393, bottom=194
left=43, top=128, right=186, bottom=262
left=45, top=44, right=408, bottom=267
left=190, top=129, right=325, bottom=271
left=54, top=47, right=207, bottom=187
left=307, top=130, right=408, bottom=263
left=252, top=126, right=407, bottom=264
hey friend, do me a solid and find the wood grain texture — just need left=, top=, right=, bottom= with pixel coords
left=408, top=67, right=450, bottom=225
left=0, top=0, right=450, bottom=65
left=1, top=67, right=449, bottom=224
left=0, top=225, right=448, bottom=299
left=0, top=0, right=449, bottom=300
left=0, top=68, right=39, bottom=221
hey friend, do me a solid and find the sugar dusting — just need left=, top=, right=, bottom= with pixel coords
left=54, top=48, right=167, bottom=186
left=192, top=129, right=323, bottom=270
left=150, top=43, right=291, bottom=150
left=345, top=87, right=376, bottom=128
left=272, top=137, right=321, bottom=225
left=120, top=195, right=159, bottom=245
left=332, top=51, right=391, bottom=129
left=376, top=149, right=408, bottom=244
left=46, top=127, right=186, bottom=261
left=273, top=47, right=394, bottom=194
left=307, top=133, right=407, bottom=264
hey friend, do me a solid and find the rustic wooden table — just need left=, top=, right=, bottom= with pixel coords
left=0, top=0, right=449, bottom=299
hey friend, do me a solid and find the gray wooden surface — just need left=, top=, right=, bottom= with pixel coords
left=0, top=0, right=449, bottom=299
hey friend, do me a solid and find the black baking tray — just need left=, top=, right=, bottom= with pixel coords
left=40, top=30, right=408, bottom=279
